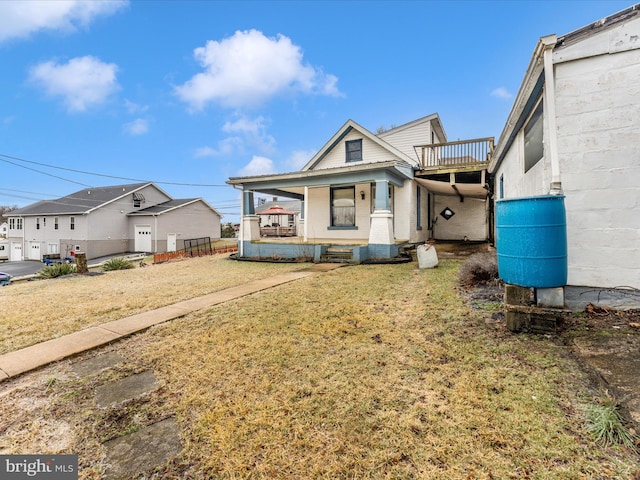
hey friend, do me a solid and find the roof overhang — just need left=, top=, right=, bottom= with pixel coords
left=415, top=178, right=488, bottom=199
left=227, top=161, right=414, bottom=199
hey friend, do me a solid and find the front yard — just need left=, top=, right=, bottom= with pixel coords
left=0, top=257, right=638, bottom=478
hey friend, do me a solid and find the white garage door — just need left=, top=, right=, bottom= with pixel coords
left=29, top=242, right=41, bottom=261
left=10, top=242, right=22, bottom=261
left=135, top=225, right=152, bottom=253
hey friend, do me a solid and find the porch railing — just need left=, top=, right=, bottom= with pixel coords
left=260, top=226, right=297, bottom=237
left=416, top=137, right=494, bottom=170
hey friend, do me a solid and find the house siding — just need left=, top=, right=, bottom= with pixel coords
left=313, top=131, right=401, bottom=171
left=130, top=200, right=222, bottom=253
left=433, top=195, right=487, bottom=241
left=554, top=47, right=640, bottom=290
left=378, top=121, right=441, bottom=165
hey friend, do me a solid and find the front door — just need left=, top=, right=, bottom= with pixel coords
left=135, top=225, right=152, bottom=253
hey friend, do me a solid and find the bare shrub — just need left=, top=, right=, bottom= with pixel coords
left=459, top=251, right=499, bottom=287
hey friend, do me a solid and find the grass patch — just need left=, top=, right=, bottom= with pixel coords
left=586, top=396, right=639, bottom=450
left=0, top=255, right=308, bottom=354
left=1, top=260, right=638, bottom=478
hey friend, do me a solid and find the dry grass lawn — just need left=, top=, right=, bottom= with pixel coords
left=0, top=258, right=638, bottom=478
left=0, top=255, right=306, bottom=354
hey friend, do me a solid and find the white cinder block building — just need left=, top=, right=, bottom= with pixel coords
left=490, top=4, right=640, bottom=309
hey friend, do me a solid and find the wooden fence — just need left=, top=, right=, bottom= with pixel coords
left=153, top=244, right=238, bottom=263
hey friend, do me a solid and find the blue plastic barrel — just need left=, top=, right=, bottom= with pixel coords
left=495, top=195, right=567, bottom=288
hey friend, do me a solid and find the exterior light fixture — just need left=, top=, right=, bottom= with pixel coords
left=360, top=191, right=365, bottom=200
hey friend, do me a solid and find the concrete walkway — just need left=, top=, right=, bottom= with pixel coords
left=0, top=263, right=343, bottom=381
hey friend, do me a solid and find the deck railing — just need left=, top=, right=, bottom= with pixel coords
left=416, top=137, right=494, bottom=170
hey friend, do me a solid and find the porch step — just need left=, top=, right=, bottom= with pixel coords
left=320, top=247, right=354, bottom=263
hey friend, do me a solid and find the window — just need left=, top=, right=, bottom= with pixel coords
left=345, top=139, right=362, bottom=163
left=524, top=100, right=543, bottom=172
left=70, top=217, right=75, bottom=230
left=36, top=218, right=40, bottom=230
left=43, top=218, right=46, bottom=227
left=331, top=186, right=355, bottom=227
left=54, top=217, right=59, bottom=230
left=15, top=218, right=22, bottom=230
left=9, top=218, right=14, bottom=230
left=499, top=174, right=504, bottom=199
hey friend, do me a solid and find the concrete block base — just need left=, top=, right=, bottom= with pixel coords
left=536, top=287, right=565, bottom=308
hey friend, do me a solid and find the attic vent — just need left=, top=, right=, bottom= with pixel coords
left=133, top=192, right=146, bottom=208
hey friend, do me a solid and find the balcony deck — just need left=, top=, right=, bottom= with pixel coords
left=415, top=137, right=494, bottom=173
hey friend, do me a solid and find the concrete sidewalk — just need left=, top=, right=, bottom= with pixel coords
left=0, top=264, right=343, bottom=381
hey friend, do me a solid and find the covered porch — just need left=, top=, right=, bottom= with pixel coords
left=227, top=161, right=413, bottom=262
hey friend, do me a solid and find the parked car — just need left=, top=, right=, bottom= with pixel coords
left=0, top=272, right=11, bottom=286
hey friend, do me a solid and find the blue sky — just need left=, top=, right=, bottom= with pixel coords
left=0, top=0, right=634, bottom=222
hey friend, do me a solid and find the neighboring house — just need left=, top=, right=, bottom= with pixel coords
left=489, top=4, right=640, bottom=309
left=228, top=114, right=493, bottom=262
left=5, top=183, right=222, bottom=261
left=0, top=222, right=7, bottom=238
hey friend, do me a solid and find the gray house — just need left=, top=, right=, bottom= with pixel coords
left=5, top=183, right=222, bottom=261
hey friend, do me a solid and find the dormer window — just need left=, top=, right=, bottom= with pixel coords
left=346, top=139, right=362, bottom=163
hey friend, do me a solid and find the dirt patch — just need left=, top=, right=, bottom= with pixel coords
left=465, top=282, right=640, bottom=431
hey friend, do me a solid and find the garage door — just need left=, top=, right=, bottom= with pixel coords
left=10, top=242, right=22, bottom=261
left=135, top=225, right=152, bottom=253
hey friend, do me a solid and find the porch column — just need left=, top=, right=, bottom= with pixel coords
left=301, top=186, right=308, bottom=241
left=368, top=180, right=395, bottom=257
left=241, top=190, right=260, bottom=243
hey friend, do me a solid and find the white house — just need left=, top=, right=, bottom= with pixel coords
left=6, top=183, right=222, bottom=261
left=0, top=222, right=7, bottom=238
left=228, top=114, right=493, bottom=262
left=490, top=4, right=640, bottom=309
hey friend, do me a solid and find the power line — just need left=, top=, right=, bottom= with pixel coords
left=0, top=156, right=92, bottom=187
left=0, top=152, right=231, bottom=187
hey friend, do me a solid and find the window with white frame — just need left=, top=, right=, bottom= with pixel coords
left=70, top=217, right=75, bottom=230
left=54, top=217, right=59, bottom=230
left=36, top=218, right=40, bottom=230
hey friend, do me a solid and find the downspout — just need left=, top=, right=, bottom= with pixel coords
left=154, top=215, right=158, bottom=253
left=541, top=34, right=563, bottom=195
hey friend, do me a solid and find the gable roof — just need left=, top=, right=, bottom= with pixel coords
left=8, top=183, right=155, bottom=216
left=301, top=119, right=416, bottom=171
left=128, top=198, right=222, bottom=217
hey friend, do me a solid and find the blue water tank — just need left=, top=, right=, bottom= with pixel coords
left=495, top=195, right=567, bottom=288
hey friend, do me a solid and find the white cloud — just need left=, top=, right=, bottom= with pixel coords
left=123, top=118, right=149, bottom=136
left=175, top=29, right=341, bottom=110
left=286, top=149, right=315, bottom=170
left=194, top=137, right=244, bottom=158
left=223, top=115, right=275, bottom=153
left=0, top=0, right=128, bottom=43
left=491, top=87, right=513, bottom=99
left=238, top=155, right=275, bottom=176
left=124, top=99, right=149, bottom=115
left=29, top=55, right=120, bottom=112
